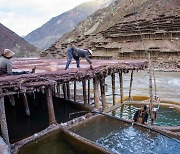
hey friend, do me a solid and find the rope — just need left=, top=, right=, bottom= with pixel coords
left=153, top=68, right=157, bottom=98
left=129, top=0, right=148, bottom=55
left=128, top=0, right=157, bottom=125
left=152, top=68, right=161, bottom=111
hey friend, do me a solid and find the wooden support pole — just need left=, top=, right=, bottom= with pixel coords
left=40, top=86, right=45, bottom=94
left=148, top=52, right=154, bottom=125
left=66, top=83, right=70, bottom=99
left=82, top=80, right=87, bottom=105
left=119, top=70, right=124, bottom=103
left=88, top=79, right=90, bottom=104
left=9, top=95, right=15, bottom=107
left=74, top=81, right=76, bottom=102
left=120, top=105, right=124, bottom=118
left=22, top=93, right=30, bottom=116
left=93, top=78, right=100, bottom=110
left=54, top=85, right=58, bottom=97
left=57, top=83, right=61, bottom=97
left=112, top=73, right=116, bottom=105
left=100, top=77, right=107, bottom=111
left=0, top=96, right=9, bottom=144
left=129, top=70, right=134, bottom=101
left=52, top=86, right=56, bottom=96
left=46, top=86, right=57, bottom=125
left=62, top=83, right=67, bottom=99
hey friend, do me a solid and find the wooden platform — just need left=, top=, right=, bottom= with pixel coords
left=0, top=58, right=147, bottom=97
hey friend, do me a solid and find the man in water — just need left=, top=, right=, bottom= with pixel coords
left=132, top=105, right=148, bottom=125
left=0, top=49, right=35, bottom=76
left=65, top=46, right=93, bottom=70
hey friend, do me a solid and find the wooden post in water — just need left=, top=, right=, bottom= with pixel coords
left=153, top=69, right=157, bottom=99
left=82, top=79, right=87, bottom=105
left=88, top=79, right=90, bottom=104
left=148, top=52, right=154, bottom=125
left=9, top=95, right=15, bottom=107
left=119, top=70, right=124, bottom=117
left=62, top=83, right=67, bottom=99
left=129, top=70, right=134, bottom=101
left=100, top=77, right=107, bottom=111
left=119, top=70, right=124, bottom=103
left=112, top=73, right=116, bottom=105
left=52, top=86, right=56, bottom=96
left=22, top=93, right=30, bottom=116
left=0, top=96, right=9, bottom=144
left=46, top=86, right=57, bottom=125
left=93, top=78, right=100, bottom=110
left=57, top=83, right=61, bottom=97
left=74, top=81, right=76, bottom=102
left=66, top=83, right=70, bottom=99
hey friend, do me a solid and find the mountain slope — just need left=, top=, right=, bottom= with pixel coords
left=43, top=0, right=180, bottom=58
left=0, top=23, right=39, bottom=57
left=24, top=0, right=113, bottom=49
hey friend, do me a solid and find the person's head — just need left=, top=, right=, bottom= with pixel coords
left=87, top=49, right=93, bottom=55
left=2, top=49, right=15, bottom=59
left=141, top=105, right=147, bottom=112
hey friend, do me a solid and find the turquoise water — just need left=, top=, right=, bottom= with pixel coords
left=103, top=71, right=180, bottom=127
left=111, top=105, right=180, bottom=126
left=70, top=115, right=180, bottom=154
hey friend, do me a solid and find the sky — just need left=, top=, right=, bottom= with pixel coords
left=0, top=0, right=92, bottom=36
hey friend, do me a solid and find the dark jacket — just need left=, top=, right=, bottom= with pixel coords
left=65, top=47, right=92, bottom=69
left=71, top=47, right=92, bottom=64
left=133, top=109, right=148, bottom=124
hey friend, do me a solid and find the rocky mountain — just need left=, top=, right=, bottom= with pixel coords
left=24, top=0, right=113, bottom=50
left=43, top=0, right=180, bottom=59
left=0, top=23, right=39, bottom=57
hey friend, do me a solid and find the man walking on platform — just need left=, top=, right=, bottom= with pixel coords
left=65, top=46, right=93, bottom=70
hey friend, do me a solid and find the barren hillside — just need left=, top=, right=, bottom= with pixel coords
left=25, top=0, right=113, bottom=49
left=43, top=0, right=180, bottom=61
left=0, top=23, right=39, bottom=57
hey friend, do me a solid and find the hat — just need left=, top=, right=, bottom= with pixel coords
left=2, top=49, right=15, bottom=58
left=87, top=49, right=93, bottom=55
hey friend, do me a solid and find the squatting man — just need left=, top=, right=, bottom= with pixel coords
left=0, top=49, right=36, bottom=76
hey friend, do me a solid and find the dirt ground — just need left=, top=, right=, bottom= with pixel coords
left=152, top=59, right=180, bottom=72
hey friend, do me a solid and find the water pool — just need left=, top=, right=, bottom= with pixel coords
left=18, top=131, right=77, bottom=154
left=110, top=105, right=180, bottom=126
left=70, top=115, right=180, bottom=154
left=18, top=129, right=108, bottom=154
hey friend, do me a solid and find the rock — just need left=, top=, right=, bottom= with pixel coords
left=177, top=63, right=180, bottom=69
left=0, top=137, right=10, bottom=154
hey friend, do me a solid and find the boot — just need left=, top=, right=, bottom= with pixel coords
left=31, top=66, right=36, bottom=73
